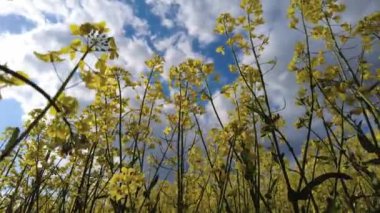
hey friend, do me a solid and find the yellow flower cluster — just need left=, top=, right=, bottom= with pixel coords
left=108, top=167, right=145, bottom=201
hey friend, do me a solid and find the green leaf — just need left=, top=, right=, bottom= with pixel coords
left=363, top=158, right=380, bottom=165
left=79, top=23, right=93, bottom=35
left=95, top=21, right=108, bottom=33
left=290, top=173, right=352, bottom=201
left=69, top=24, right=80, bottom=35
left=358, top=133, right=380, bottom=154
left=33, top=51, right=64, bottom=63
left=356, top=121, right=380, bottom=154
left=71, top=38, right=82, bottom=48
left=34, top=51, right=51, bottom=62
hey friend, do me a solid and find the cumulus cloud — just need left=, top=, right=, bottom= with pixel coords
left=146, top=0, right=241, bottom=43
left=117, top=36, right=153, bottom=74
left=153, top=32, right=207, bottom=80
left=200, top=91, right=234, bottom=128
left=0, top=0, right=152, bottom=119
left=0, top=0, right=149, bottom=35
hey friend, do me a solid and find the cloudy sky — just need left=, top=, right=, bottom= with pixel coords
left=0, top=0, right=379, bottom=152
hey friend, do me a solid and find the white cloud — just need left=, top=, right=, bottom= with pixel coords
left=66, top=0, right=149, bottom=36
left=117, top=36, right=153, bottom=74
left=146, top=0, right=241, bottom=43
left=0, top=0, right=149, bottom=36
left=153, top=32, right=207, bottom=80
left=201, top=91, right=234, bottom=127
left=0, top=0, right=151, bottom=119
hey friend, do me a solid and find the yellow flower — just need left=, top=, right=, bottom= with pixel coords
left=163, top=127, right=171, bottom=136
left=108, top=167, right=145, bottom=201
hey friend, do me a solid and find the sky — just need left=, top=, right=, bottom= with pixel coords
left=0, top=0, right=379, bottom=153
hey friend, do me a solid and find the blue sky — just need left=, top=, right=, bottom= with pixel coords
left=0, top=99, right=22, bottom=131
left=0, top=0, right=379, bottom=153
left=0, top=14, right=36, bottom=33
